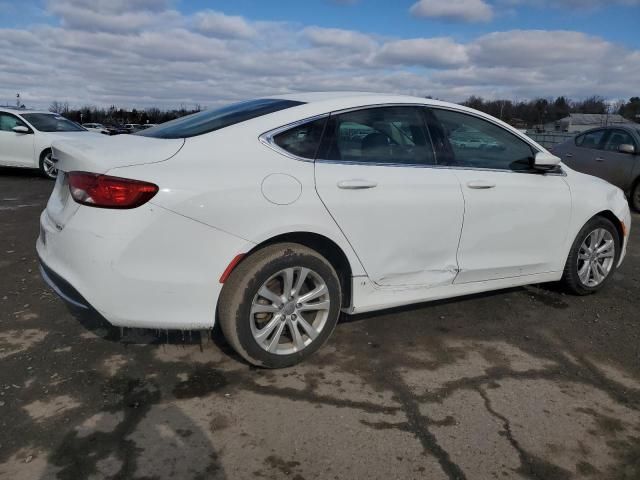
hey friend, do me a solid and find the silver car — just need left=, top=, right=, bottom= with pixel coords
left=551, top=126, right=640, bottom=211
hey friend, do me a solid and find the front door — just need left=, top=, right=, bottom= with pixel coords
left=588, top=129, right=637, bottom=190
left=424, top=107, right=572, bottom=283
left=314, top=106, right=465, bottom=287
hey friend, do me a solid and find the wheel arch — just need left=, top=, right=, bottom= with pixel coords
left=560, top=209, right=626, bottom=273
left=230, top=231, right=357, bottom=309
left=595, top=210, right=625, bottom=245
left=39, top=147, right=52, bottom=162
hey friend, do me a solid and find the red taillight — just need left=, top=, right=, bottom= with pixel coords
left=68, top=171, right=159, bottom=209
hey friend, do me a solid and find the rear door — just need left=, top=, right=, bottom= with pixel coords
left=314, top=106, right=465, bottom=287
left=0, top=112, right=35, bottom=167
left=587, top=129, right=637, bottom=190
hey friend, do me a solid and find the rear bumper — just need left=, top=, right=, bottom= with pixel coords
left=39, top=258, right=91, bottom=311
left=37, top=203, right=251, bottom=330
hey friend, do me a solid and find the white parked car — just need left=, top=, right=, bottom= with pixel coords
left=82, top=123, right=110, bottom=135
left=37, top=93, right=631, bottom=368
left=0, top=108, right=91, bottom=179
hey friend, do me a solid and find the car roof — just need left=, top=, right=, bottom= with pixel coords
left=578, top=125, right=640, bottom=135
left=0, top=107, right=57, bottom=115
left=267, top=91, right=457, bottom=109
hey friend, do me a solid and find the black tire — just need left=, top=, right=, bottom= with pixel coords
left=218, top=243, right=342, bottom=368
left=560, top=216, right=620, bottom=295
left=39, top=149, right=57, bottom=179
left=631, top=181, right=640, bottom=213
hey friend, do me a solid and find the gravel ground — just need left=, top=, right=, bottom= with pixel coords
left=1, top=168, right=639, bottom=480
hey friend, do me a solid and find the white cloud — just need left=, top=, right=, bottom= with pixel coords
left=303, top=27, right=376, bottom=52
left=0, top=3, right=638, bottom=109
left=376, top=38, right=469, bottom=67
left=468, top=30, right=614, bottom=68
left=410, top=0, right=493, bottom=23
left=193, top=10, right=256, bottom=39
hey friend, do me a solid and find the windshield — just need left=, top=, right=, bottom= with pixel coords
left=22, top=113, right=85, bottom=132
left=137, top=99, right=304, bottom=139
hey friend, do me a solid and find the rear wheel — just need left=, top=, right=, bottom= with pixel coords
left=39, top=150, right=57, bottom=179
left=218, top=243, right=342, bottom=368
left=560, top=216, right=619, bottom=295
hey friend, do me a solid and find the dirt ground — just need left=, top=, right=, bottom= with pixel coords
left=1, top=168, right=639, bottom=480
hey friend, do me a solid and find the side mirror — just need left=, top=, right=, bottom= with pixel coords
left=618, top=143, right=635, bottom=155
left=12, top=125, right=31, bottom=134
left=534, top=151, right=561, bottom=172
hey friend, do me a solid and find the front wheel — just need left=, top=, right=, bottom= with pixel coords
left=39, top=150, right=57, bottom=179
left=631, top=181, right=640, bottom=212
left=560, top=216, right=620, bottom=295
left=218, top=243, right=342, bottom=368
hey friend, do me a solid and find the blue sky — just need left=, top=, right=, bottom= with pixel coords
left=0, top=0, right=638, bottom=108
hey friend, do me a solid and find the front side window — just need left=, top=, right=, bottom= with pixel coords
left=273, top=117, right=327, bottom=159
left=319, top=107, right=434, bottom=165
left=0, top=113, right=26, bottom=132
left=575, top=129, right=606, bottom=150
left=138, top=99, right=304, bottom=139
left=21, top=113, right=85, bottom=132
left=602, top=129, right=636, bottom=151
left=425, top=108, right=535, bottom=171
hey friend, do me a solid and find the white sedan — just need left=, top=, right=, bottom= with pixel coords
left=37, top=92, right=631, bottom=368
left=0, top=108, right=92, bottom=179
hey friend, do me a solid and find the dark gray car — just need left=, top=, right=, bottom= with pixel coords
left=550, top=125, right=640, bottom=211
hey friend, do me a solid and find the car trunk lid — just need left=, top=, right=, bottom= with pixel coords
left=50, top=134, right=185, bottom=174
left=45, top=135, right=184, bottom=229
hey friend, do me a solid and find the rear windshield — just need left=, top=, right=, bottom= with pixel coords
left=137, top=99, right=304, bottom=139
left=22, top=113, right=85, bottom=132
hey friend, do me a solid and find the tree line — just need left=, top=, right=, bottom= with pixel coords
left=48, top=101, right=202, bottom=126
left=46, top=96, right=640, bottom=128
left=459, top=96, right=640, bottom=128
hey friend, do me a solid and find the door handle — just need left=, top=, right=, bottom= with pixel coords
left=564, top=153, right=573, bottom=158
left=466, top=180, right=496, bottom=190
left=337, top=179, right=378, bottom=190
left=595, top=157, right=604, bottom=162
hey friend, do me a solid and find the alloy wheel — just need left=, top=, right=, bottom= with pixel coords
left=577, top=228, right=615, bottom=287
left=250, top=267, right=330, bottom=355
left=43, top=152, right=58, bottom=179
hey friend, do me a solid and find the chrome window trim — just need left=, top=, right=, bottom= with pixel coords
left=259, top=103, right=551, bottom=173
left=259, top=113, right=329, bottom=163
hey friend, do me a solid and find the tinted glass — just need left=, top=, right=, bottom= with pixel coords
left=320, top=107, right=434, bottom=165
left=138, top=99, right=304, bottom=139
left=0, top=113, right=26, bottom=132
left=273, top=117, right=327, bottom=159
left=575, top=130, right=605, bottom=149
left=21, top=113, right=85, bottom=132
left=426, top=108, right=535, bottom=171
left=603, top=130, right=636, bottom=151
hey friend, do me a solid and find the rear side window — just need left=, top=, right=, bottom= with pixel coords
left=575, top=130, right=606, bottom=149
left=425, top=108, right=535, bottom=171
left=318, top=107, right=435, bottom=165
left=273, top=117, right=327, bottom=159
left=138, top=99, right=304, bottom=139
